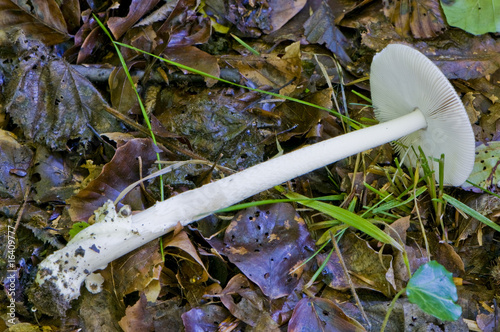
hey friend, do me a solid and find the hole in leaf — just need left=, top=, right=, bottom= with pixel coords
left=232, top=294, right=242, bottom=304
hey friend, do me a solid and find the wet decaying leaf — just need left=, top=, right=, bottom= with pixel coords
left=181, top=304, right=230, bottom=332
left=222, top=203, right=314, bottom=299
left=108, top=62, right=142, bottom=115
left=162, top=46, right=220, bottom=86
left=224, top=56, right=295, bottom=90
left=0, top=30, right=120, bottom=150
left=30, top=146, right=83, bottom=203
left=432, top=241, right=465, bottom=278
left=0, top=0, right=70, bottom=45
left=361, top=20, right=500, bottom=81
left=477, top=311, right=500, bottom=332
left=288, top=297, right=365, bottom=332
left=205, top=0, right=306, bottom=37
left=304, top=0, right=352, bottom=65
left=78, top=287, right=124, bottom=332
left=164, top=230, right=208, bottom=276
left=75, top=24, right=108, bottom=64
left=119, top=294, right=185, bottom=332
left=106, top=240, right=163, bottom=301
left=156, top=0, right=211, bottom=46
left=455, top=75, right=500, bottom=143
left=219, top=274, right=280, bottom=329
left=107, top=0, right=161, bottom=40
left=267, top=0, right=307, bottom=33
left=387, top=216, right=430, bottom=289
left=426, top=33, right=500, bottom=80
left=155, top=87, right=266, bottom=170
left=382, top=0, right=446, bottom=39
left=67, top=138, right=161, bottom=222
left=119, top=294, right=154, bottom=332
left=162, top=229, right=211, bottom=306
left=271, top=88, right=333, bottom=142
left=0, top=129, right=32, bottom=200
left=478, top=104, right=500, bottom=142
left=60, top=0, right=80, bottom=33
left=394, top=242, right=429, bottom=289
left=121, top=24, right=159, bottom=60
left=132, top=2, right=177, bottom=29
left=321, top=232, right=395, bottom=297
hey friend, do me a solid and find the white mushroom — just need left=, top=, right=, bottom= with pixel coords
left=370, top=44, right=475, bottom=186
left=32, top=44, right=475, bottom=315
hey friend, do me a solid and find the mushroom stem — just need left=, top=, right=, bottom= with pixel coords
left=134, top=108, right=428, bottom=231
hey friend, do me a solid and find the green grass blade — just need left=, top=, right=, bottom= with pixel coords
left=94, top=15, right=164, bottom=200
left=281, top=191, right=404, bottom=251
left=443, top=194, right=500, bottom=233
left=216, top=195, right=344, bottom=213
left=305, top=246, right=335, bottom=289
left=113, top=41, right=363, bottom=129
left=231, top=34, right=260, bottom=56
left=351, top=90, right=372, bottom=103
left=465, top=180, right=500, bottom=200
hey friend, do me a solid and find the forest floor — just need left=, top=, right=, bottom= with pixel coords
left=1, top=0, right=500, bottom=331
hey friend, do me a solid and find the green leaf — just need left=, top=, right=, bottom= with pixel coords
left=443, top=194, right=500, bottom=233
left=406, top=261, right=462, bottom=321
left=440, top=0, right=500, bottom=35
left=463, top=142, right=500, bottom=191
left=279, top=190, right=404, bottom=252
left=69, top=222, right=90, bottom=240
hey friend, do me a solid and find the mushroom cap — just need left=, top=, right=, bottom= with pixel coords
left=370, top=44, right=475, bottom=186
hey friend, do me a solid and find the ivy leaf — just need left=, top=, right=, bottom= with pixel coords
left=462, top=142, right=500, bottom=192
left=440, top=0, right=500, bottom=35
left=406, top=261, right=462, bottom=321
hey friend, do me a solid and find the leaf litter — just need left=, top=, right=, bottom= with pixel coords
left=0, top=0, right=499, bottom=331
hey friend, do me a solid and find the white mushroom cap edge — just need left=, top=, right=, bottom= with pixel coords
left=370, top=44, right=475, bottom=186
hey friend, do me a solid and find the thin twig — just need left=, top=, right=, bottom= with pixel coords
left=73, top=65, right=241, bottom=84
left=413, top=165, right=431, bottom=262
left=331, top=232, right=371, bottom=328
left=13, top=186, right=31, bottom=235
